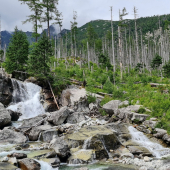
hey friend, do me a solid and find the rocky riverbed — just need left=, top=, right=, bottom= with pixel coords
left=1, top=71, right=170, bottom=170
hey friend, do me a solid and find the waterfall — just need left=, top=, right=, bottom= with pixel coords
left=37, top=160, right=59, bottom=170
left=7, top=79, right=45, bottom=120
left=128, top=126, right=170, bottom=158
left=82, top=137, right=92, bottom=149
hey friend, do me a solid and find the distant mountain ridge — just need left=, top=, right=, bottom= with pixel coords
left=1, top=13, right=170, bottom=48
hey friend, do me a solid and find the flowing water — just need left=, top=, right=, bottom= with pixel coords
left=7, top=79, right=45, bottom=120
left=128, top=126, right=170, bottom=158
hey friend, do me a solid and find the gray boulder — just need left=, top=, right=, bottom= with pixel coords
left=153, top=128, right=167, bottom=138
left=102, top=100, right=121, bottom=116
left=0, top=103, right=11, bottom=128
left=131, top=113, right=149, bottom=122
left=18, top=158, right=40, bottom=170
left=29, top=125, right=54, bottom=141
left=49, top=135, right=70, bottom=159
left=0, top=129, right=27, bottom=144
left=48, top=106, right=71, bottom=126
left=67, top=112, right=86, bottom=124
left=162, top=134, right=170, bottom=144
left=143, top=118, right=158, bottom=129
left=39, top=129, right=58, bottom=142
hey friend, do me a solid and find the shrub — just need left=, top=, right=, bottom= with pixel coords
left=103, top=78, right=114, bottom=94
left=87, top=93, right=96, bottom=104
left=100, top=95, right=113, bottom=106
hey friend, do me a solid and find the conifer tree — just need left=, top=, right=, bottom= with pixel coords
left=4, top=27, right=29, bottom=73
left=27, top=32, right=53, bottom=78
left=19, top=0, right=43, bottom=42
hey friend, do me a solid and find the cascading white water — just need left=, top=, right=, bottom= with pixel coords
left=7, top=79, right=45, bottom=120
left=82, top=137, right=92, bottom=149
left=37, top=160, right=58, bottom=170
left=128, top=126, right=170, bottom=158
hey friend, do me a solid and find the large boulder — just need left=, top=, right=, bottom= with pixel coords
left=49, top=135, right=70, bottom=160
left=29, top=125, right=54, bottom=141
left=48, top=106, right=71, bottom=126
left=102, top=100, right=121, bottom=116
left=143, top=118, right=158, bottom=129
left=18, top=158, right=41, bottom=170
left=0, top=103, right=11, bottom=128
left=153, top=128, right=167, bottom=138
left=0, top=129, right=27, bottom=144
left=66, top=112, right=86, bottom=124
left=39, top=129, right=58, bottom=142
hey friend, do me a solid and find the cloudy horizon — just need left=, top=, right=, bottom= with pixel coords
left=1, top=0, right=170, bottom=33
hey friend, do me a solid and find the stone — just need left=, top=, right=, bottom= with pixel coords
left=74, top=97, right=89, bottom=112
left=2, top=156, right=9, bottom=162
left=127, top=146, right=152, bottom=156
left=48, top=106, right=71, bottom=126
left=131, top=113, right=149, bottom=122
left=68, top=149, right=95, bottom=164
left=119, top=100, right=129, bottom=107
left=89, top=103, right=97, bottom=111
left=136, top=125, right=151, bottom=134
left=29, top=125, right=53, bottom=141
left=15, top=146, right=22, bottom=150
left=0, top=102, right=11, bottom=128
left=8, top=157, right=17, bottom=166
left=0, top=162, right=18, bottom=170
left=49, top=136, right=70, bottom=159
left=66, top=112, right=86, bottom=124
left=102, top=100, right=121, bottom=116
left=143, top=119, right=158, bottom=129
left=162, top=134, right=170, bottom=144
left=39, top=129, right=58, bottom=142
left=139, top=166, right=148, bottom=170
left=8, top=153, right=27, bottom=159
left=7, top=109, right=22, bottom=121
left=154, top=128, right=167, bottom=138
left=50, top=157, right=60, bottom=168
left=144, top=156, right=151, bottom=162
left=45, top=151, right=57, bottom=158
left=18, top=158, right=41, bottom=170
left=0, top=129, right=27, bottom=144
left=120, top=153, right=134, bottom=159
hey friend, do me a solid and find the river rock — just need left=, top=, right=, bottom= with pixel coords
left=49, top=135, right=70, bottom=159
left=153, top=128, right=167, bottom=138
left=66, top=112, right=86, bottom=124
left=45, top=151, right=57, bottom=158
left=7, top=109, right=22, bottom=121
left=0, top=75, right=13, bottom=106
left=2, top=156, right=9, bottom=162
left=143, top=118, right=158, bottom=129
left=0, top=129, right=27, bottom=144
left=136, top=125, right=151, bottom=134
left=39, top=129, right=58, bottom=142
left=162, top=134, right=170, bottom=144
left=8, top=153, right=27, bottom=159
left=0, top=103, right=11, bottom=128
left=131, top=113, right=149, bottom=122
left=74, top=97, right=89, bottom=112
left=18, top=158, right=41, bottom=170
left=0, top=162, right=17, bottom=170
left=50, top=157, right=60, bottom=168
left=102, top=100, right=121, bottom=116
left=8, top=157, right=17, bottom=166
left=19, top=114, right=46, bottom=131
left=48, top=106, right=71, bottom=126
left=29, top=125, right=53, bottom=141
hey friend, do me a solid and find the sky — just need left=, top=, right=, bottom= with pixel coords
left=1, top=0, right=170, bottom=33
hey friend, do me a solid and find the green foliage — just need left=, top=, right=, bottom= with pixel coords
left=151, top=54, right=162, bottom=69
left=0, top=50, right=4, bottom=60
left=135, top=63, right=143, bottom=72
left=87, top=93, right=96, bottom=104
left=138, top=107, right=146, bottom=113
left=98, top=53, right=112, bottom=69
left=103, top=78, right=114, bottom=94
left=163, top=61, right=170, bottom=78
left=4, top=27, right=29, bottom=73
left=100, top=95, right=113, bottom=106
left=27, top=32, right=52, bottom=78
left=99, top=108, right=108, bottom=116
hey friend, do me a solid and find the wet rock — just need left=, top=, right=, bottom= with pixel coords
left=143, top=118, right=158, bottom=129
left=8, top=157, right=17, bottom=166
left=7, top=109, right=21, bottom=121
left=2, top=156, right=9, bottom=162
left=162, top=134, right=170, bottom=144
left=25, top=77, right=37, bottom=84
left=102, top=100, right=121, bottom=116
left=0, top=103, right=11, bottom=128
left=153, top=128, right=167, bottom=138
left=136, top=125, right=151, bottom=134
left=43, top=100, right=57, bottom=112
left=49, top=135, right=70, bottom=159
left=48, top=106, right=71, bottom=126
left=18, top=158, right=41, bottom=170
left=15, top=146, right=22, bottom=150
left=29, top=125, right=54, bottom=141
left=144, top=156, right=152, bottom=162
left=0, top=129, right=27, bottom=144
left=66, top=112, right=86, bottom=124
left=127, top=146, right=152, bottom=156
left=68, top=149, right=95, bottom=164
left=0, top=162, right=17, bottom=170
left=19, top=114, right=46, bottom=131
left=39, top=129, right=58, bottom=142
left=8, top=153, right=27, bottom=159
left=0, top=76, right=13, bottom=106
left=45, top=151, right=57, bottom=158
left=50, top=157, right=60, bottom=168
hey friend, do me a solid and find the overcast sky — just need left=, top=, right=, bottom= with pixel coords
left=1, top=0, right=170, bottom=33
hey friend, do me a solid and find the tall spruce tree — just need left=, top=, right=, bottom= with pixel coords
left=4, top=27, right=29, bottom=73
left=27, top=32, right=53, bottom=78
left=19, top=0, right=43, bottom=42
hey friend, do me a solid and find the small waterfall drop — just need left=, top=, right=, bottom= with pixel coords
left=82, top=137, right=92, bottom=149
left=128, top=126, right=170, bottom=158
left=7, top=79, right=45, bottom=120
left=37, top=160, right=58, bottom=170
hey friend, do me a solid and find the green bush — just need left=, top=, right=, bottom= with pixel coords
left=103, top=78, right=114, bottom=94
left=87, top=93, right=96, bottom=104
